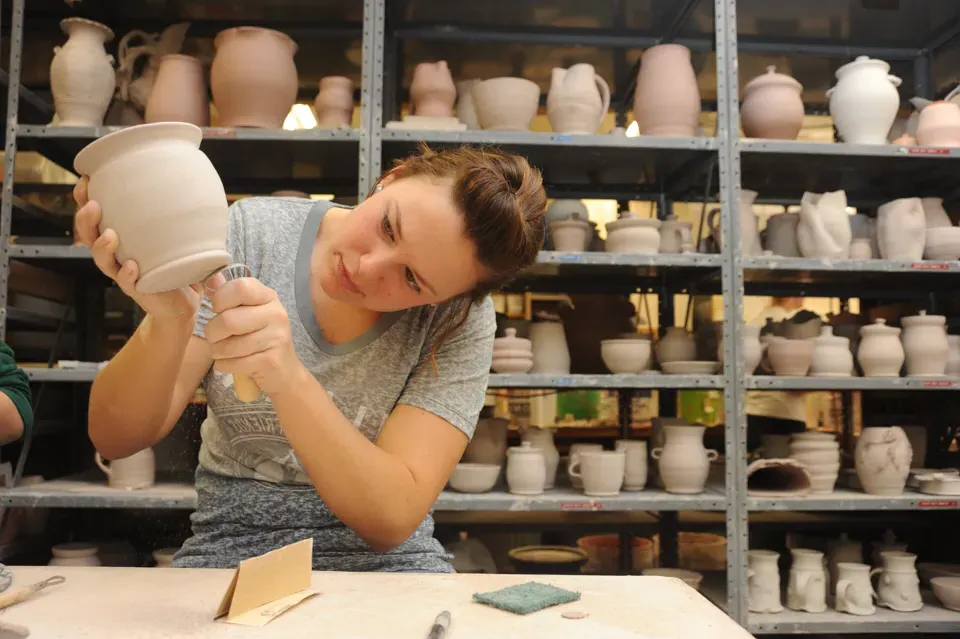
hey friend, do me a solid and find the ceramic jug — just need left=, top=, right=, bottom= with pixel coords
left=615, top=440, right=648, bottom=491
left=947, top=335, right=960, bottom=376
left=797, top=190, right=852, bottom=259
left=748, top=550, right=784, bottom=613
left=49, top=542, right=101, bottom=567
left=740, top=65, right=805, bottom=139
left=546, top=64, right=611, bottom=134
left=463, top=417, right=509, bottom=465
left=50, top=18, right=116, bottom=126
left=145, top=55, right=209, bottom=126
left=210, top=27, right=298, bottom=128
left=810, top=326, right=854, bottom=377
left=116, top=23, right=191, bottom=113
left=634, top=44, right=701, bottom=137
left=901, top=310, right=949, bottom=376
left=835, top=562, right=878, bottom=615
left=506, top=442, right=546, bottom=495
left=915, top=101, right=960, bottom=146
left=707, top=190, right=761, bottom=256
left=656, top=327, right=696, bottom=365
left=855, top=426, right=912, bottom=495
left=877, top=198, right=925, bottom=261
left=857, top=319, right=905, bottom=377
left=74, top=123, right=231, bottom=294
left=521, top=427, right=559, bottom=490
left=604, top=214, right=661, bottom=253
left=764, top=212, right=800, bottom=257
left=530, top=317, right=571, bottom=375
left=787, top=549, right=828, bottom=612
left=651, top=425, right=718, bottom=494
left=95, top=447, right=155, bottom=489
left=827, top=56, right=902, bottom=144
left=568, top=443, right=603, bottom=489
left=410, top=61, right=456, bottom=117
left=659, top=215, right=693, bottom=253
left=314, top=76, right=354, bottom=127
left=871, top=551, right=923, bottom=612
left=568, top=450, right=626, bottom=497
left=472, top=77, right=540, bottom=131
left=455, top=79, right=481, bottom=129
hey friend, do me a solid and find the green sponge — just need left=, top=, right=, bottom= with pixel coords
left=473, top=582, right=581, bottom=615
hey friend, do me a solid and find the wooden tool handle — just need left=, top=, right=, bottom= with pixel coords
left=0, top=587, right=38, bottom=611
left=233, top=374, right=261, bottom=402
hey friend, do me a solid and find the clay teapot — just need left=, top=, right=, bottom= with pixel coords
left=546, top=64, right=611, bottom=134
left=740, top=65, right=804, bottom=139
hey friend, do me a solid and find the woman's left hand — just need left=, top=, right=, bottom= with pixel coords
left=203, top=278, right=305, bottom=395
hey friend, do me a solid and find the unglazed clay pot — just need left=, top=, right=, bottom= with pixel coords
left=463, top=417, right=509, bottom=465
left=660, top=215, right=693, bottom=253
left=604, top=214, right=661, bottom=253
left=797, top=190, right=852, bottom=259
left=314, top=76, right=354, bottom=127
left=850, top=238, right=873, bottom=259
left=547, top=63, right=611, bottom=134
left=873, top=551, right=923, bottom=612
left=472, top=77, right=540, bottom=131
left=788, top=549, right=828, bottom=613
left=95, top=447, right=155, bottom=489
left=857, top=319, right=904, bottom=377
left=530, top=317, right=571, bottom=375
left=74, top=122, right=230, bottom=293
left=915, top=101, right=960, bottom=147
left=506, top=442, right=546, bottom=495
left=211, top=27, right=298, bottom=128
left=766, top=336, right=814, bottom=376
left=810, top=326, right=854, bottom=377
left=49, top=542, right=101, bottom=567
left=550, top=217, right=591, bottom=252
left=410, top=61, right=456, bottom=117
left=748, top=550, right=784, bottom=613
left=50, top=18, right=116, bottom=126
left=145, top=55, right=209, bottom=126
left=634, top=44, right=701, bottom=137
left=455, top=79, right=481, bottom=129
left=656, top=327, right=696, bottom=365
left=827, top=56, right=902, bottom=145
left=901, top=311, right=949, bottom=376
left=651, top=424, right=718, bottom=494
left=764, top=212, right=801, bottom=257
left=834, top=562, right=876, bottom=615
left=855, top=426, right=912, bottom=495
left=568, top=450, right=626, bottom=497
left=878, top=197, right=925, bottom=261
left=601, top=338, right=652, bottom=374
left=741, top=65, right=804, bottom=139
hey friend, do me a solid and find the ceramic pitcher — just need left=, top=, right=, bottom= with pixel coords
left=877, top=197, right=925, bottom=261
left=659, top=215, right=693, bottom=253
left=568, top=450, right=626, bottom=497
left=827, top=56, right=902, bottom=144
left=787, top=548, right=828, bottom=612
left=707, top=190, right=761, bottom=256
left=521, top=427, right=559, bottom=490
left=50, top=18, right=116, bottom=126
left=651, top=425, right=718, bottom=494
left=546, top=64, right=611, bottom=134
left=116, top=23, right=190, bottom=112
left=797, top=190, right=852, bottom=259
left=614, top=440, right=648, bottom=491
left=871, top=551, right=923, bottom=612
left=748, top=550, right=784, bottom=613
left=901, top=310, right=949, bottom=376
left=835, top=562, right=878, bottom=615
left=855, top=426, right=912, bottom=495
left=95, top=448, right=155, bottom=489
left=410, top=61, right=456, bottom=117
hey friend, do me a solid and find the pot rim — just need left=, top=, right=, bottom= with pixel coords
left=74, top=122, right=203, bottom=176
left=159, top=53, right=203, bottom=66
left=214, top=26, right=298, bottom=55
left=60, top=17, right=114, bottom=42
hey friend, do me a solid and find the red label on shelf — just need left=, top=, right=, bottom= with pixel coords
left=560, top=502, right=603, bottom=511
left=910, top=262, right=949, bottom=270
left=921, top=380, right=958, bottom=388
left=918, top=500, right=958, bottom=509
left=203, top=128, right=238, bottom=138
left=906, top=146, right=950, bottom=155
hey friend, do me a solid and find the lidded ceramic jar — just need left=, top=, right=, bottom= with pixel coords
left=50, top=18, right=116, bottom=127
left=901, top=311, right=949, bottom=376
left=766, top=336, right=814, bottom=376
left=550, top=217, right=591, bottom=252
left=827, top=56, right=902, bottom=145
left=915, top=101, right=960, bottom=147
left=521, top=427, right=559, bottom=490
left=855, top=426, right=912, bottom=495
left=314, top=76, right=354, bottom=127
left=810, top=326, right=854, bottom=377
left=857, top=319, right=904, bottom=377
left=651, top=424, right=718, bottom=494
left=740, top=65, right=805, bottom=139
left=410, top=61, right=456, bottom=117
left=600, top=337, right=652, bottom=374
left=506, top=441, right=546, bottom=495
left=633, top=44, right=701, bottom=137
left=491, top=327, right=534, bottom=374
left=604, top=214, right=661, bottom=254
left=656, top=326, right=696, bottom=365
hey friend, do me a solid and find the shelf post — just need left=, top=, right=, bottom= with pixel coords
left=358, top=0, right=385, bottom=199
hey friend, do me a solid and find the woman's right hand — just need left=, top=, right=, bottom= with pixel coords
left=73, top=177, right=203, bottom=322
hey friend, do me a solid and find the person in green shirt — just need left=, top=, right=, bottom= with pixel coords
left=0, top=343, right=32, bottom=443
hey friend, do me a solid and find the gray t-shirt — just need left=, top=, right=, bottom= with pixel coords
left=193, top=197, right=495, bottom=484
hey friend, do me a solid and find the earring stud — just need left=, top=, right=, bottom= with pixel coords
left=375, top=184, right=383, bottom=191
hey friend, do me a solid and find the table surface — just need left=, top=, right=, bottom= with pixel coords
left=0, top=566, right=752, bottom=638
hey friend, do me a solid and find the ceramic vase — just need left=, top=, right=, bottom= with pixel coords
left=651, top=425, right=718, bottom=494
left=656, top=326, right=696, bottom=365
left=877, top=198, right=925, bottom=261
left=455, top=79, right=481, bottom=129
left=901, top=311, right=949, bottom=376
left=604, top=214, right=661, bottom=253
left=857, top=319, right=905, bottom=377
left=472, top=78, right=540, bottom=131
left=530, top=319, right=571, bottom=375
left=210, top=27, right=298, bottom=128
left=748, top=550, right=784, bottom=613
left=810, top=326, right=854, bottom=377
left=871, top=551, right=923, bottom=612
left=797, top=190, right=852, bottom=259
left=506, top=442, right=546, bottom=495
left=634, top=44, right=701, bottom=137
left=764, top=212, right=801, bottom=257
left=49, top=542, right=101, bottom=567
left=521, top=427, right=559, bottom=490
left=787, top=549, right=828, bottom=612
left=855, top=426, right=912, bottom=495
left=835, top=563, right=877, bottom=615
left=741, top=65, right=805, bottom=139
left=827, top=56, right=902, bottom=144
left=547, top=63, right=610, bottom=134
left=410, top=61, right=456, bottom=117
left=915, top=101, right=960, bottom=146
left=95, top=447, right=155, bottom=489
left=50, top=18, right=116, bottom=126
left=615, top=440, right=649, bottom=491
left=947, top=335, right=960, bottom=376
left=314, top=76, right=354, bottom=128
left=74, top=122, right=230, bottom=294
left=145, top=55, right=209, bottom=126
left=568, top=450, right=626, bottom=496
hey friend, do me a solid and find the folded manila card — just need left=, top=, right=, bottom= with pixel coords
left=215, top=538, right=320, bottom=627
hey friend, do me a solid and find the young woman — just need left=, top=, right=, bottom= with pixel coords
left=74, top=145, right=546, bottom=572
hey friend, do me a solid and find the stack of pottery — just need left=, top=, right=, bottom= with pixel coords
left=50, top=18, right=117, bottom=126
left=145, top=55, right=209, bottom=126
left=600, top=335, right=652, bottom=374
left=740, top=66, right=805, bottom=139
left=491, top=328, right=533, bottom=373
left=530, top=314, right=571, bottom=375
left=505, top=442, right=546, bottom=495
left=878, top=198, right=925, bottom=262
left=797, top=190, right=852, bottom=259
left=764, top=336, right=814, bottom=376
left=521, top=427, right=559, bottom=490
left=873, top=551, right=923, bottom=612
left=550, top=214, right=592, bottom=252
left=788, top=432, right=841, bottom=493
left=604, top=212, right=661, bottom=254
left=568, top=449, right=626, bottom=496
left=546, top=63, right=610, bottom=134
left=314, top=76, right=355, bottom=128
left=901, top=310, right=949, bottom=376
left=748, top=550, right=784, bottom=613
left=809, top=326, right=854, bottom=377
left=855, top=426, right=912, bottom=495
left=827, top=56, right=902, bottom=145
left=472, top=77, right=541, bottom=131
left=634, top=44, right=701, bottom=137
left=651, top=424, right=719, bottom=494
left=857, top=319, right=905, bottom=377
left=787, top=548, right=828, bottom=612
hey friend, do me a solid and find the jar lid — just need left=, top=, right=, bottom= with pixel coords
left=902, top=309, right=946, bottom=327
left=744, top=65, right=802, bottom=96
left=860, top=318, right=900, bottom=336
left=607, top=215, right=661, bottom=232
left=493, top=327, right=532, bottom=352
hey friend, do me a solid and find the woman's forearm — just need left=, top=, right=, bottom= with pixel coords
left=269, top=369, right=424, bottom=551
left=89, top=314, right=195, bottom=459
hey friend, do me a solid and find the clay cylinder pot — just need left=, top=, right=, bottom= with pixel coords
left=410, top=61, right=456, bottom=117
left=74, top=122, right=230, bottom=293
left=211, top=27, right=298, bottom=128
left=634, top=44, right=701, bottom=137
left=50, top=18, right=116, bottom=127
left=740, top=65, right=804, bottom=139
left=314, top=76, right=354, bottom=127
left=145, top=55, right=209, bottom=127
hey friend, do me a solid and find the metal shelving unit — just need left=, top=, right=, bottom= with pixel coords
left=2, top=0, right=960, bottom=634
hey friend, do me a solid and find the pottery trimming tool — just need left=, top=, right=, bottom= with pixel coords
left=0, top=575, right=65, bottom=611
left=203, top=264, right=262, bottom=402
left=426, top=610, right=451, bottom=639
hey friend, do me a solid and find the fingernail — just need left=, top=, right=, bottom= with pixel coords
left=124, top=262, right=135, bottom=275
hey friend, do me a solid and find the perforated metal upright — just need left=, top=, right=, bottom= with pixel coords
left=358, top=0, right=386, bottom=198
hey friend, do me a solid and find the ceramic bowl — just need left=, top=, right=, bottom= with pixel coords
left=642, top=567, right=704, bottom=591
left=508, top=545, right=588, bottom=575
left=601, top=338, right=652, bottom=374
left=924, top=228, right=960, bottom=261
left=931, top=576, right=960, bottom=611
left=918, top=562, right=960, bottom=584
left=448, top=463, right=501, bottom=493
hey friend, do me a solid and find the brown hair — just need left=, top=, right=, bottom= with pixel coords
left=374, top=144, right=546, bottom=370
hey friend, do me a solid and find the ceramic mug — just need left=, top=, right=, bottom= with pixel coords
left=568, top=450, right=626, bottom=497
left=567, top=443, right=603, bottom=489
left=95, top=447, right=155, bottom=490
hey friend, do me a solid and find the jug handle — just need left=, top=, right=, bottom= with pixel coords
left=94, top=453, right=112, bottom=477
left=650, top=447, right=663, bottom=460
left=567, top=459, right=582, bottom=480
left=595, top=74, right=611, bottom=131
left=706, top=449, right=719, bottom=461
left=825, top=87, right=835, bottom=99
left=888, top=74, right=902, bottom=88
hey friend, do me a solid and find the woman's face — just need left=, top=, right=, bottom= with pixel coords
left=317, top=174, right=486, bottom=312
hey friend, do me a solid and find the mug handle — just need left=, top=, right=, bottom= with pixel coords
left=568, top=459, right=582, bottom=480
left=706, top=449, right=719, bottom=461
left=650, top=447, right=663, bottom=460
left=94, top=453, right=112, bottom=477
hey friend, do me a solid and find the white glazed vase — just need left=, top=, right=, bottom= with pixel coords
left=797, top=190, right=852, bottom=259
left=857, top=319, right=905, bottom=377
left=827, top=56, right=902, bottom=144
left=50, top=18, right=116, bottom=126
left=521, top=427, right=559, bottom=490
left=901, top=310, right=949, bottom=376
left=530, top=321, right=571, bottom=374
left=855, top=427, right=912, bottom=495
left=651, top=425, right=718, bottom=494
left=748, top=550, right=784, bottom=613
left=877, top=198, right=926, bottom=261
left=95, top=447, right=155, bottom=489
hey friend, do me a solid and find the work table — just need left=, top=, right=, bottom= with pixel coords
left=0, top=566, right=751, bottom=638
